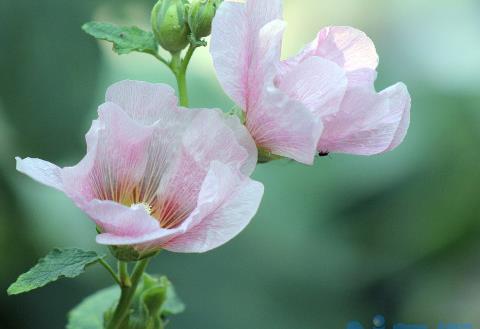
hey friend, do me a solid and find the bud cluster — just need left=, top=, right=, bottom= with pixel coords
left=151, top=0, right=222, bottom=53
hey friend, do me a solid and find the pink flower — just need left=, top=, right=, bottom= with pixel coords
left=16, top=80, right=263, bottom=256
left=210, top=0, right=411, bottom=163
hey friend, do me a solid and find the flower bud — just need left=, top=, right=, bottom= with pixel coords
left=151, top=0, right=190, bottom=53
left=187, top=0, right=221, bottom=39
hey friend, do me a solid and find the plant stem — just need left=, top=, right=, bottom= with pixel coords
left=176, top=45, right=196, bottom=107
left=99, top=258, right=121, bottom=286
left=118, top=261, right=131, bottom=287
left=175, top=71, right=188, bottom=107
left=106, top=258, right=151, bottom=329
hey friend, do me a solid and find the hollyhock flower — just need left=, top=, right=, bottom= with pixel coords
left=16, top=80, right=263, bottom=258
left=210, top=0, right=411, bottom=163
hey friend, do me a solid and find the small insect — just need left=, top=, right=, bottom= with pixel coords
left=318, top=151, right=330, bottom=157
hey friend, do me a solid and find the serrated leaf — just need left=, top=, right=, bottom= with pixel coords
left=67, top=285, right=120, bottom=329
left=82, top=22, right=157, bottom=55
left=7, top=248, right=103, bottom=295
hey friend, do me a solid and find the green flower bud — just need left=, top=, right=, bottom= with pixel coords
left=187, top=0, right=222, bottom=39
left=151, top=0, right=190, bottom=53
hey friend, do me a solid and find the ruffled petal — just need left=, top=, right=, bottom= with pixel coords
left=93, top=200, right=181, bottom=251
left=105, top=80, right=180, bottom=125
left=276, top=56, right=347, bottom=119
left=62, top=102, right=155, bottom=206
left=247, top=85, right=321, bottom=165
left=15, top=157, right=64, bottom=191
left=221, top=113, right=258, bottom=175
left=163, top=161, right=264, bottom=253
left=282, top=26, right=379, bottom=86
left=87, top=199, right=160, bottom=238
left=211, top=1, right=285, bottom=110
left=154, top=109, right=257, bottom=227
left=318, top=83, right=411, bottom=155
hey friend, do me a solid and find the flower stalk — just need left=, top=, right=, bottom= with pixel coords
left=106, top=258, right=152, bottom=329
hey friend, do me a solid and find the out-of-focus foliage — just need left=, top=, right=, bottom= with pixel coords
left=67, top=274, right=184, bottom=329
left=1, top=0, right=479, bottom=328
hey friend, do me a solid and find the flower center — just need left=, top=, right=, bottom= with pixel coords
left=130, top=202, right=153, bottom=215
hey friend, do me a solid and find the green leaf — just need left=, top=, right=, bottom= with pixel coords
left=7, top=248, right=104, bottom=295
left=67, top=285, right=120, bottom=329
left=82, top=22, right=157, bottom=55
left=67, top=275, right=184, bottom=329
left=160, top=276, right=185, bottom=316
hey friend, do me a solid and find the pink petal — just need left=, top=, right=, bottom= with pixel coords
left=318, top=83, right=411, bottom=155
left=87, top=199, right=160, bottom=237
left=283, top=26, right=379, bottom=86
left=382, top=83, right=411, bottom=152
left=62, top=102, right=155, bottom=207
left=247, top=86, right=321, bottom=165
left=221, top=113, right=258, bottom=175
left=163, top=161, right=264, bottom=253
left=210, top=1, right=284, bottom=110
left=155, top=109, right=257, bottom=224
left=276, top=56, right=347, bottom=119
left=105, top=80, right=179, bottom=125
left=212, top=3, right=324, bottom=164
left=17, top=80, right=264, bottom=254
left=93, top=200, right=180, bottom=249
left=15, top=157, right=63, bottom=191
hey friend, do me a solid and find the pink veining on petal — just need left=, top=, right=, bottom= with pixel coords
left=281, top=26, right=379, bottom=86
left=212, top=0, right=411, bottom=159
left=16, top=80, right=263, bottom=254
left=318, top=83, right=411, bottom=155
left=211, top=0, right=328, bottom=164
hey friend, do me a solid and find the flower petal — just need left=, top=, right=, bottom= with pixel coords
left=211, top=0, right=284, bottom=110
left=318, top=82, right=411, bottom=155
left=221, top=113, right=258, bottom=175
left=62, top=102, right=155, bottom=206
left=15, top=157, right=63, bottom=191
left=283, top=26, right=379, bottom=86
left=247, top=86, right=321, bottom=165
left=87, top=199, right=161, bottom=238
left=276, top=56, right=347, bottom=119
left=154, top=109, right=257, bottom=226
left=105, top=80, right=179, bottom=125
left=163, top=161, right=264, bottom=253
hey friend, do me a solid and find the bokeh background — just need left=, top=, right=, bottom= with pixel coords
left=1, top=0, right=480, bottom=328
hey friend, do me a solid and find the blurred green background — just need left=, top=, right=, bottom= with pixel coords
left=1, top=0, right=480, bottom=328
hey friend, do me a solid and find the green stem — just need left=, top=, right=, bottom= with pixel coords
left=99, top=258, right=121, bottom=286
left=151, top=44, right=198, bottom=107
left=181, top=44, right=196, bottom=73
left=118, top=261, right=131, bottom=287
left=107, top=258, right=151, bottom=329
left=175, top=69, right=189, bottom=107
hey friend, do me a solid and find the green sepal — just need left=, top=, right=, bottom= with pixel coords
left=7, top=248, right=104, bottom=295
left=187, top=0, right=220, bottom=40
left=258, top=147, right=284, bottom=163
left=108, top=245, right=158, bottom=262
left=151, top=0, right=190, bottom=53
left=82, top=22, right=158, bottom=55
